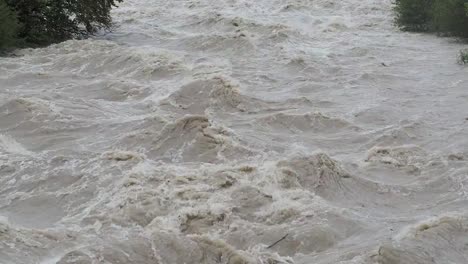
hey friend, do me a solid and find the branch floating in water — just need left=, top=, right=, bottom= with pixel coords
left=267, top=234, right=288, bottom=249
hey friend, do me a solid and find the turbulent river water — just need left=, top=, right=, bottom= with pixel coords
left=1, top=0, right=468, bottom=263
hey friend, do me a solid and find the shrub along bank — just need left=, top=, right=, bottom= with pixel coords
left=395, top=0, right=468, bottom=37
left=0, top=0, right=123, bottom=50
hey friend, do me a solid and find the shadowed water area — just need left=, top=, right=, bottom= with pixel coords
left=1, top=0, right=468, bottom=263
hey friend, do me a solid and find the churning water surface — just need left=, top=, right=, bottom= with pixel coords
left=1, top=0, right=468, bottom=263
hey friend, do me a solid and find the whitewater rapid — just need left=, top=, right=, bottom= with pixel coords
left=1, top=0, right=468, bottom=263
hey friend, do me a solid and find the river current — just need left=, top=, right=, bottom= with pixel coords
left=1, top=0, right=468, bottom=263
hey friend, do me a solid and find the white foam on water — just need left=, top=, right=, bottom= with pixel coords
left=1, top=0, right=468, bottom=263
left=0, top=134, right=33, bottom=156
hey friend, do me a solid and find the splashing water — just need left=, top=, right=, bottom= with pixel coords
left=1, top=0, right=468, bottom=263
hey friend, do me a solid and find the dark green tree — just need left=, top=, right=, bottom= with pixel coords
left=0, top=0, right=19, bottom=49
left=394, top=0, right=468, bottom=37
left=5, top=0, right=123, bottom=46
left=432, top=0, right=468, bottom=37
left=394, top=0, right=435, bottom=31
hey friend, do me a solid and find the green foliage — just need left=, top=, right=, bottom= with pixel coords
left=459, top=49, right=468, bottom=64
left=394, top=0, right=435, bottom=31
left=3, top=0, right=123, bottom=47
left=432, top=0, right=468, bottom=37
left=394, top=0, right=468, bottom=37
left=8, top=0, right=50, bottom=46
left=0, top=0, right=19, bottom=49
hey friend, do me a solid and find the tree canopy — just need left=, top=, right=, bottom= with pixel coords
left=395, top=0, right=468, bottom=37
left=0, top=0, right=19, bottom=49
left=0, top=0, right=123, bottom=49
